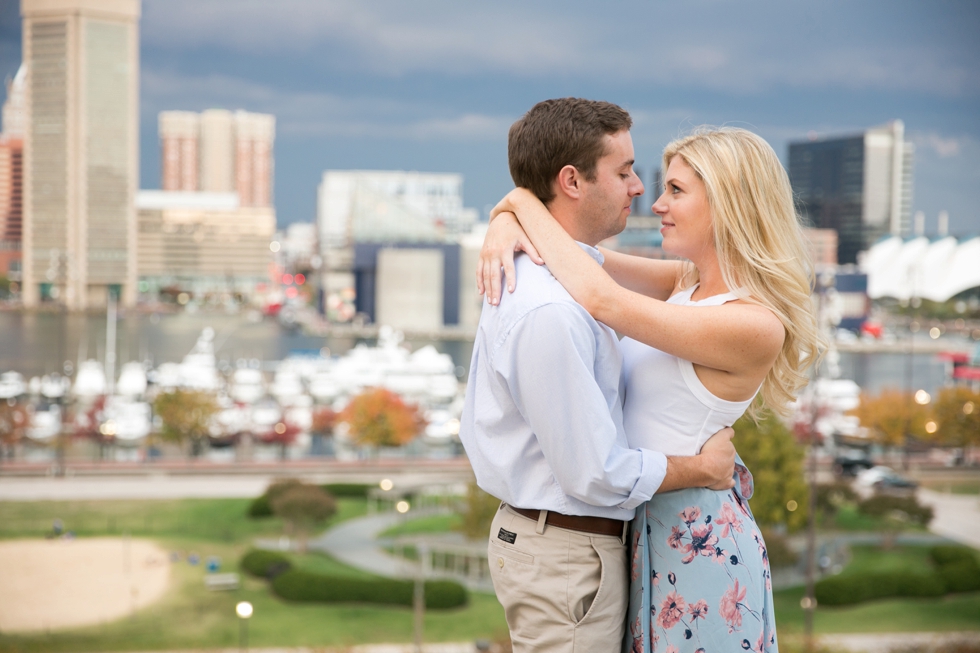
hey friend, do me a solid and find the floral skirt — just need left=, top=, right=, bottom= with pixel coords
left=624, top=456, right=777, bottom=653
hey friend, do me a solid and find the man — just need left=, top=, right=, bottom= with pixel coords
left=459, top=98, right=737, bottom=652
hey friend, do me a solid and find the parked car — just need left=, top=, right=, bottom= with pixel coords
left=856, top=466, right=918, bottom=491
left=833, top=450, right=874, bottom=476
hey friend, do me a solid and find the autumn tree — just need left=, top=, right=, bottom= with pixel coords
left=456, top=482, right=500, bottom=541
left=931, top=386, right=980, bottom=448
left=270, top=483, right=337, bottom=552
left=849, top=388, right=929, bottom=446
left=260, top=420, right=301, bottom=460
left=152, top=389, right=219, bottom=457
left=733, top=413, right=809, bottom=533
left=0, top=400, right=29, bottom=459
left=311, top=407, right=337, bottom=436
left=339, top=388, right=426, bottom=448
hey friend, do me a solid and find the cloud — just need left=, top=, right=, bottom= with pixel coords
left=913, top=132, right=963, bottom=158
left=140, top=0, right=980, bottom=97
left=141, top=69, right=514, bottom=143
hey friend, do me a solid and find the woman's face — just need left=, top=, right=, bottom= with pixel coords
left=653, top=156, right=714, bottom=260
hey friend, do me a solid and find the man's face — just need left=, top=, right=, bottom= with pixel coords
left=578, top=130, right=644, bottom=244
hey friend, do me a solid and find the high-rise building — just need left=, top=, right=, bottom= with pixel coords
left=788, top=121, right=913, bottom=265
left=316, top=170, right=478, bottom=322
left=159, top=111, right=199, bottom=192
left=21, top=0, right=140, bottom=309
left=159, top=109, right=274, bottom=207
left=0, top=64, right=26, bottom=282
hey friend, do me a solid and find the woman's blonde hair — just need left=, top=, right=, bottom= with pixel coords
left=663, top=126, right=823, bottom=417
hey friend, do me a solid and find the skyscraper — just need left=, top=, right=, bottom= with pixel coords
left=788, top=121, right=913, bottom=265
left=0, top=64, right=26, bottom=282
left=21, top=0, right=140, bottom=309
left=159, top=109, right=274, bottom=207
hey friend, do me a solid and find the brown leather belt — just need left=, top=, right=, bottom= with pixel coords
left=509, top=506, right=626, bottom=538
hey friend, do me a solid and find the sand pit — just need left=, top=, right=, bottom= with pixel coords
left=0, top=537, right=170, bottom=632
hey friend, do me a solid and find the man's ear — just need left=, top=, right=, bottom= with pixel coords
left=555, top=165, right=583, bottom=200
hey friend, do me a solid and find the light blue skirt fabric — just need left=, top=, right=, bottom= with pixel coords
left=624, top=455, right=778, bottom=653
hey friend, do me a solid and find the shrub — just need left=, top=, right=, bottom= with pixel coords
left=939, top=561, right=980, bottom=593
left=248, top=493, right=273, bottom=518
left=241, top=549, right=292, bottom=578
left=895, top=571, right=947, bottom=598
left=815, top=571, right=904, bottom=606
left=271, top=569, right=467, bottom=609
left=247, top=478, right=307, bottom=518
left=321, top=483, right=370, bottom=498
left=856, top=494, right=934, bottom=526
left=815, top=481, right=858, bottom=520
left=929, top=545, right=979, bottom=568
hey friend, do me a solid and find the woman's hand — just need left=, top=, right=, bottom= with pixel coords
left=477, top=211, right=544, bottom=305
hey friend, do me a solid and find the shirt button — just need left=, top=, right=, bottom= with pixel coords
left=497, top=558, right=504, bottom=568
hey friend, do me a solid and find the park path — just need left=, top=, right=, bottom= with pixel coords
left=919, top=488, right=980, bottom=549
left=307, top=512, right=410, bottom=578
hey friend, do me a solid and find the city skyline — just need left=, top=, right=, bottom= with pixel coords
left=1, top=0, right=978, bottom=237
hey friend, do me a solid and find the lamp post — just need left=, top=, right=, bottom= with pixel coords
left=235, top=601, right=253, bottom=652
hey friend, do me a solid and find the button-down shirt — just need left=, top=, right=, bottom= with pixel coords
left=459, top=244, right=668, bottom=520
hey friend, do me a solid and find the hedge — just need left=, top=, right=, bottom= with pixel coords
left=856, top=495, right=934, bottom=526
left=930, top=545, right=979, bottom=568
left=241, top=549, right=292, bottom=578
left=816, top=545, right=980, bottom=606
left=248, top=483, right=369, bottom=518
left=271, top=569, right=468, bottom=609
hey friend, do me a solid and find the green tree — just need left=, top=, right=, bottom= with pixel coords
left=339, top=388, right=426, bottom=448
left=152, top=389, right=219, bottom=457
left=733, top=413, right=808, bottom=533
left=455, top=482, right=499, bottom=541
left=931, top=386, right=980, bottom=448
left=270, top=483, right=337, bottom=552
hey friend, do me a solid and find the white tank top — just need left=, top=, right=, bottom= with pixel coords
left=620, top=284, right=757, bottom=456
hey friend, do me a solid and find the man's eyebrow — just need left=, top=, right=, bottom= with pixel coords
left=620, top=159, right=635, bottom=169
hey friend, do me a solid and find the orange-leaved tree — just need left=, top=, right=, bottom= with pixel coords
left=849, top=388, right=929, bottom=447
left=339, top=388, right=426, bottom=448
left=931, top=386, right=980, bottom=448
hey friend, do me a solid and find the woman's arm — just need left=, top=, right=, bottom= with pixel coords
left=479, top=189, right=682, bottom=304
left=496, top=189, right=785, bottom=375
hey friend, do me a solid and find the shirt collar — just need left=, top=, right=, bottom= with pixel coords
left=576, top=241, right=605, bottom=266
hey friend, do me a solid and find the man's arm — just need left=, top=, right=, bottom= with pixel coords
left=661, top=428, right=737, bottom=493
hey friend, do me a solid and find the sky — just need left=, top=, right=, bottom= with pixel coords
left=1, top=0, right=979, bottom=236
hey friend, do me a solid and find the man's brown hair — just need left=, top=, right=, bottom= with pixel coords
left=508, top=98, right=632, bottom=204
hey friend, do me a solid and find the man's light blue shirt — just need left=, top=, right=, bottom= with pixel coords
left=459, top=244, right=668, bottom=520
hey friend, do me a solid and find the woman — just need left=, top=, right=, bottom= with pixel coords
left=478, top=127, right=821, bottom=652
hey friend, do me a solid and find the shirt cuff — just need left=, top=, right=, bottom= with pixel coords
left=619, top=449, right=668, bottom=511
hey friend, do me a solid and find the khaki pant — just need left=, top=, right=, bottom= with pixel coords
left=487, top=504, right=628, bottom=653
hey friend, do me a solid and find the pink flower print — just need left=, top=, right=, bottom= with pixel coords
left=716, top=502, right=744, bottom=539
left=720, top=579, right=747, bottom=633
left=736, top=463, right=754, bottom=499
left=666, top=646, right=680, bottom=653
left=688, top=599, right=709, bottom=621
left=629, top=616, right=644, bottom=653
left=657, top=590, right=687, bottom=629
left=682, top=523, right=719, bottom=563
left=667, top=526, right=686, bottom=550
left=679, top=506, right=701, bottom=524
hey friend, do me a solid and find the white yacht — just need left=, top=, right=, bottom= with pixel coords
left=116, top=362, right=148, bottom=398
left=0, top=371, right=26, bottom=399
left=230, top=367, right=266, bottom=404
left=73, top=361, right=107, bottom=399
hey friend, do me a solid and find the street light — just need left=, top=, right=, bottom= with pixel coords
left=235, top=601, right=253, bottom=652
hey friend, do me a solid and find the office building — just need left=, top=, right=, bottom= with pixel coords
left=136, top=191, right=274, bottom=298
left=159, top=109, right=274, bottom=207
left=0, top=64, right=26, bottom=282
left=21, top=0, right=140, bottom=308
left=316, top=170, right=478, bottom=322
left=789, top=121, right=913, bottom=265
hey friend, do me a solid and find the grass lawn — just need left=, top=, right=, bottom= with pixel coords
left=773, top=545, right=980, bottom=634
left=921, top=480, right=980, bottom=495
left=0, top=497, right=508, bottom=652
left=380, top=513, right=462, bottom=539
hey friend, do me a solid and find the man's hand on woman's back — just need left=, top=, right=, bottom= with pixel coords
left=700, top=427, right=737, bottom=490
